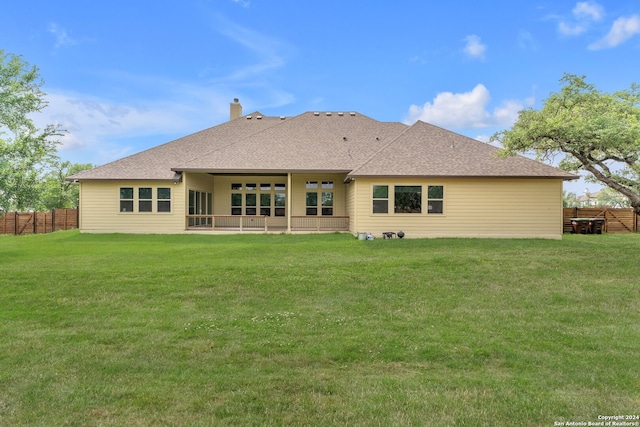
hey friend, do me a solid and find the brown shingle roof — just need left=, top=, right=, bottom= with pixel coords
left=69, top=111, right=577, bottom=181
left=68, top=111, right=282, bottom=181
left=174, top=112, right=407, bottom=173
left=348, top=121, right=577, bottom=180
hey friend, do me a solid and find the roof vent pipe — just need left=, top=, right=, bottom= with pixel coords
left=230, top=98, right=242, bottom=121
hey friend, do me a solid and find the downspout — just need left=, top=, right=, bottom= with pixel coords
left=287, top=173, right=292, bottom=233
left=78, top=181, right=82, bottom=231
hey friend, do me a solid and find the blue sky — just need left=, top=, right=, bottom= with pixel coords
left=2, top=0, right=640, bottom=194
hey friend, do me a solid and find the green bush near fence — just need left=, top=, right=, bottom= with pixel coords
left=1, top=231, right=638, bottom=426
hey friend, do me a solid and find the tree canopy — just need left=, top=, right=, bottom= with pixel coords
left=39, top=160, right=92, bottom=210
left=492, top=73, right=640, bottom=213
left=0, top=50, right=64, bottom=211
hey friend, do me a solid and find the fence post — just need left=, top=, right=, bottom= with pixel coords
left=14, top=212, right=18, bottom=235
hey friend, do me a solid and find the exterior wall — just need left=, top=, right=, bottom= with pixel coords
left=290, top=173, right=348, bottom=216
left=79, top=173, right=351, bottom=234
left=352, top=178, right=564, bottom=239
left=186, top=173, right=215, bottom=196
left=211, top=175, right=289, bottom=228
left=182, top=173, right=350, bottom=230
left=79, top=175, right=563, bottom=238
left=78, top=180, right=185, bottom=233
left=345, top=180, right=357, bottom=233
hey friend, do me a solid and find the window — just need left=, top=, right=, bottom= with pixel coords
left=372, top=185, right=388, bottom=214
left=119, top=186, right=171, bottom=213
left=306, top=181, right=333, bottom=216
left=231, top=193, right=242, bottom=215
left=394, top=186, right=422, bottom=213
left=427, top=185, right=444, bottom=214
left=120, top=188, right=134, bottom=212
left=189, top=190, right=212, bottom=227
left=322, top=192, right=333, bottom=215
left=231, top=182, right=286, bottom=216
left=260, top=193, right=271, bottom=216
left=274, top=193, right=286, bottom=216
left=306, top=192, right=318, bottom=216
left=138, top=188, right=152, bottom=212
left=157, top=188, right=171, bottom=212
left=245, top=193, right=257, bottom=215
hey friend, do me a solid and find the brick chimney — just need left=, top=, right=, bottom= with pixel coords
left=230, top=98, right=242, bottom=120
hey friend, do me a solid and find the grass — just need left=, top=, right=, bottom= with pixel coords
left=0, top=231, right=638, bottom=426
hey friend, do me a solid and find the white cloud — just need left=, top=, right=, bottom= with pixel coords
left=231, top=0, right=250, bottom=7
left=30, top=82, right=233, bottom=164
left=34, top=14, right=295, bottom=165
left=558, top=22, right=587, bottom=36
left=48, top=23, right=77, bottom=48
left=558, top=1, right=604, bottom=36
left=405, top=84, right=491, bottom=129
left=34, top=69, right=295, bottom=164
left=404, top=85, right=531, bottom=130
left=211, top=14, right=290, bottom=81
left=573, top=1, right=604, bottom=21
left=517, top=31, right=538, bottom=50
left=493, top=99, right=532, bottom=127
left=462, top=35, right=487, bottom=59
left=589, top=15, right=640, bottom=49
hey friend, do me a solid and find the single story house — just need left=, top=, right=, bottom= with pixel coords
left=68, top=99, right=577, bottom=238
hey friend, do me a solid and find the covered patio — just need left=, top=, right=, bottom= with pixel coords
left=183, top=171, right=350, bottom=233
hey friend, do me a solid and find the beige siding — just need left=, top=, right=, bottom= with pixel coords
left=187, top=173, right=350, bottom=229
left=345, top=180, right=357, bottom=233
left=290, top=173, right=348, bottom=216
left=211, top=175, right=289, bottom=228
left=186, top=173, right=215, bottom=196
left=79, top=181, right=185, bottom=233
left=79, top=175, right=562, bottom=238
left=353, top=178, right=564, bottom=239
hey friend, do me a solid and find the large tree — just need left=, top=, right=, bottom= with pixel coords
left=0, top=50, right=63, bottom=211
left=38, top=160, right=93, bottom=210
left=492, top=73, right=640, bottom=214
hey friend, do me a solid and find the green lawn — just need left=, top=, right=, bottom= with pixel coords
left=1, top=231, right=638, bottom=426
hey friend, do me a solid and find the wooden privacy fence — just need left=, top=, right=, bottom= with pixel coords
left=0, top=208, right=79, bottom=236
left=563, top=207, right=638, bottom=233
